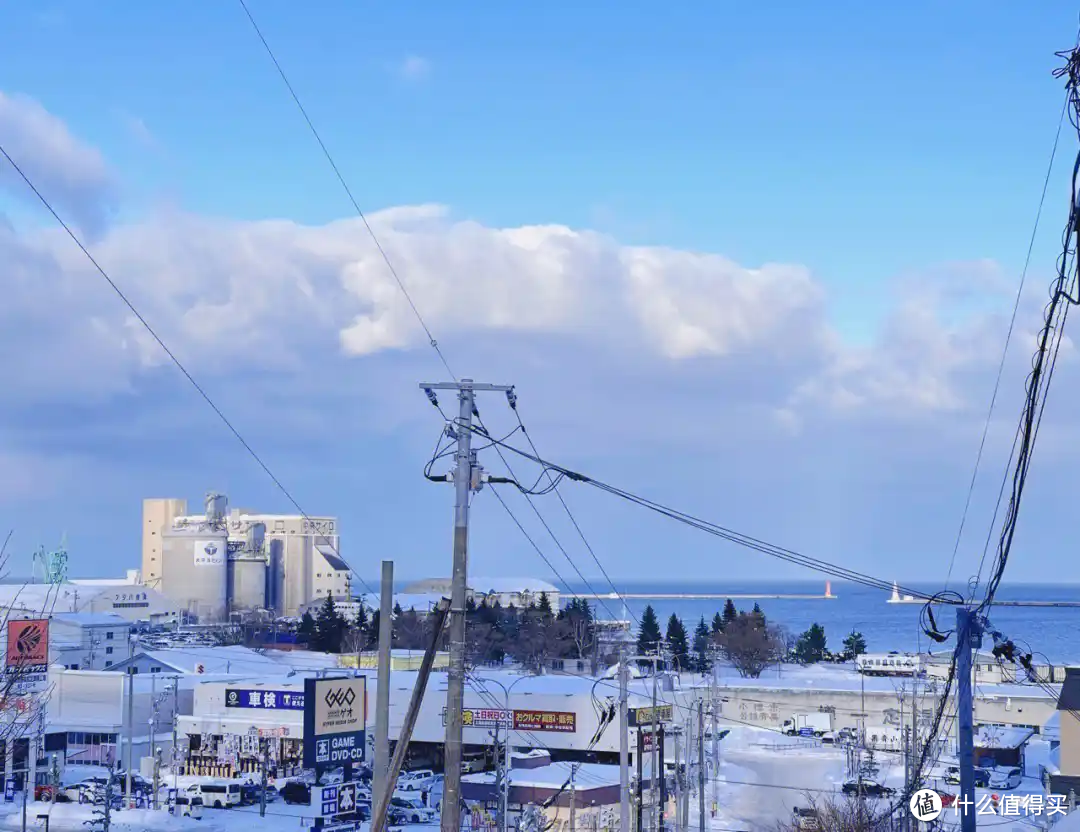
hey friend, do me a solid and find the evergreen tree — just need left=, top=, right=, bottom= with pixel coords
left=466, top=597, right=478, bottom=615
left=794, top=623, right=828, bottom=664
left=298, top=610, right=316, bottom=643
left=722, top=599, right=738, bottom=627
left=842, top=630, right=868, bottom=663
left=711, top=612, right=725, bottom=636
left=315, top=595, right=346, bottom=653
left=537, top=592, right=553, bottom=617
left=637, top=604, right=663, bottom=662
left=666, top=614, right=690, bottom=672
left=393, top=602, right=404, bottom=618
left=352, top=603, right=369, bottom=635
left=692, top=617, right=712, bottom=673
left=750, top=602, right=767, bottom=629
left=367, top=609, right=381, bottom=649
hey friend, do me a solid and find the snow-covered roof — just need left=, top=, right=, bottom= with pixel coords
left=975, top=724, right=1035, bottom=749
left=470, top=578, right=560, bottom=595
left=464, top=761, right=619, bottom=790
left=109, top=645, right=282, bottom=676
left=50, top=613, right=129, bottom=628
left=261, top=650, right=341, bottom=672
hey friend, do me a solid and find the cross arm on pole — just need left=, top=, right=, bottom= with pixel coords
left=419, top=381, right=513, bottom=392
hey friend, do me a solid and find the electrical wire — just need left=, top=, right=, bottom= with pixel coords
left=0, top=142, right=378, bottom=600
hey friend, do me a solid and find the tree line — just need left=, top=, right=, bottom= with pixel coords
left=296, top=593, right=869, bottom=681
left=296, top=592, right=599, bottom=673
left=635, top=600, right=869, bottom=678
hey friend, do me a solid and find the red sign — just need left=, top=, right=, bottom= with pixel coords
left=513, top=710, right=576, bottom=733
left=6, top=619, right=48, bottom=671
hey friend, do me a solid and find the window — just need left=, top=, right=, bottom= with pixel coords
left=151, top=667, right=161, bottom=673
left=105, top=647, right=113, bottom=655
left=106, top=632, right=114, bottom=640
left=105, top=661, right=113, bottom=668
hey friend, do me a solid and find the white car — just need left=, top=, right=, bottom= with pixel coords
left=390, top=796, right=437, bottom=823
left=397, top=770, right=435, bottom=791
left=989, top=767, right=1022, bottom=790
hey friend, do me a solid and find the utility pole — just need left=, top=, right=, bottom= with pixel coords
left=373, top=559, right=394, bottom=821
left=650, top=657, right=659, bottom=832
left=697, top=702, right=705, bottom=832
left=673, top=727, right=681, bottom=832
left=125, top=667, right=134, bottom=806
left=901, top=684, right=909, bottom=832
left=956, top=607, right=981, bottom=832
left=710, top=662, right=718, bottom=822
left=421, top=379, right=513, bottom=832
left=171, top=677, right=179, bottom=791
left=260, top=740, right=269, bottom=818
left=501, top=716, right=511, bottom=832
left=569, top=763, right=577, bottom=832
left=150, top=673, right=157, bottom=809
left=619, top=647, right=630, bottom=832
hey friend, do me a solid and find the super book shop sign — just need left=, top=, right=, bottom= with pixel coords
left=303, top=677, right=367, bottom=768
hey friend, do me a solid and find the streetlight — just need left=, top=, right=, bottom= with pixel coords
left=459, top=673, right=530, bottom=832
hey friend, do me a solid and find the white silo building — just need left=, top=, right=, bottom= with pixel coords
left=159, top=494, right=230, bottom=623
left=144, top=492, right=349, bottom=619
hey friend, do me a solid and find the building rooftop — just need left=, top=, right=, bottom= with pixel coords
left=464, top=761, right=619, bottom=790
left=974, top=725, right=1035, bottom=749
left=50, top=612, right=129, bottom=628
left=108, top=645, right=283, bottom=676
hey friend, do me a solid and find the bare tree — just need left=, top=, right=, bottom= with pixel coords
left=776, top=794, right=887, bottom=832
left=716, top=612, right=786, bottom=678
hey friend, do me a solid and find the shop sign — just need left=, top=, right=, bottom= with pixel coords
left=513, top=710, right=576, bottom=733
left=5, top=619, right=49, bottom=680
left=225, top=688, right=305, bottom=710
left=303, top=676, right=366, bottom=768
left=628, top=705, right=673, bottom=727
left=443, top=708, right=512, bottom=729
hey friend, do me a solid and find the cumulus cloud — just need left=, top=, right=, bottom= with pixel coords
left=0, top=91, right=117, bottom=235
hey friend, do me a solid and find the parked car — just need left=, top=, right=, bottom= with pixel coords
left=841, top=779, right=894, bottom=797
left=280, top=781, right=311, bottom=805
left=397, top=770, right=435, bottom=791
left=944, top=767, right=990, bottom=788
left=390, top=796, right=438, bottom=823
left=989, top=767, right=1022, bottom=790
left=792, top=807, right=820, bottom=831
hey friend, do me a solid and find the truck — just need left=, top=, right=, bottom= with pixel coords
left=781, top=712, right=832, bottom=737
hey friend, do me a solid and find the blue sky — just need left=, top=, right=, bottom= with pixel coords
left=2, top=2, right=1080, bottom=591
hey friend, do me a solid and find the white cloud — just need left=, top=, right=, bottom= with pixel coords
left=0, top=91, right=117, bottom=235
left=399, top=55, right=430, bottom=81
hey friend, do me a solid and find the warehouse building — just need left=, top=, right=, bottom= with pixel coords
left=401, top=577, right=561, bottom=609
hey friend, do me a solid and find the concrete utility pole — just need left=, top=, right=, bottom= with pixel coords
left=651, top=659, right=659, bottom=832
left=673, top=727, right=680, bottom=832
left=956, top=608, right=981, bottom=832
left=619, top=648, right=630, bottom=832
left=171, top=677, right=180, bottom=790
left=569, top=763, right=577, bottom=832
left=125, top=668, right=134, bottom=805
left=420, top=379, right=513, bottom=832
left=260, top=740, right=269, bottom=818
left=697, top=702, right=705, bottom=832
left=373, top=559, right=394, bottom=820
left=710, top=662, right=718, bottom=822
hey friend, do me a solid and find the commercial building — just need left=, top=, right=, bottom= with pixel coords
left=339, top=649, right=451, bottom=671
left=0, top=582, right=179, bottom=625
left=0, top=611, right=132, bottom=671
left=402, top=577, right=561, bottom=609
left=143, top=492, right=350, bottom=620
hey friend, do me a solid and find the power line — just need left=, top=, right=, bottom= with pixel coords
left=943, top=93, right=1071, bottom=591
left=0, top=141, right=377, bottom=600
left=454, top=425, right=932, bottom=601
left=238, top=0, right=641, bottom=629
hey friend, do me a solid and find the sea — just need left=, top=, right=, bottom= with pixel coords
left=557, top=579, right=1080, bottom=663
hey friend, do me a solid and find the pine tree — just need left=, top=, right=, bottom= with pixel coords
left=842, top=630, right=867, bottom=663
left=794, top=623, right=828, bottom=664
left=537, top=592, right=553, bottom=617
left=711, top=612, right=725, bottom=636
left=722, top=599, right=738, bottom=627
left=666, top=614, right=690, bottom=672
left=692, top=617, right=712, bottom=673
left=637, top=604, right=662, bottom=661
left=751, top=602, right=766, bottom=629
left=367, top=609, right=381, bottom=650
left=315, top=595, right=346, bottom=653
left=298, top=610, right=316, bottom=643
left=352, top=603, right=369, bottom=635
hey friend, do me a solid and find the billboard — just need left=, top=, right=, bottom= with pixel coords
left=226, top=688, right=305, bottom=711
left=443, top=707, right=577, bottom=733
left=303, top=676, right=366, bottom=768
left=5, top=619, right=49, bottom=676
left=193, top=540, right=224, bottom=567
left=628, top=704, right=673, bottom=727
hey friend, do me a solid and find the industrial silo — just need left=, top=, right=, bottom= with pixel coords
left=227, top=554, right=268, bottom=613
left=159, top=524, right=229, bottom=623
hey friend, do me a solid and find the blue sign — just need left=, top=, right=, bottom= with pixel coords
left=225, top=689, right=305, bottom=710
left=321, top=785, right=338, bottom=817
left=4, top=779, right=13, bottom=802
left=313, top=733, right=364, bottom=766
left=798, top=727, right=814, bottom=737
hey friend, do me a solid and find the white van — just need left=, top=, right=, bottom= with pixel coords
left=187, top=780, right=241, bottom=808
left=989, top=767, right=1022, bottom=790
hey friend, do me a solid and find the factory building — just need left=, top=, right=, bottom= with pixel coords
left=0, top=582, right=178, bottom=625
left=402, top=577, right=562, bottom=609
left=143, top=492, right=350, bottom=621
